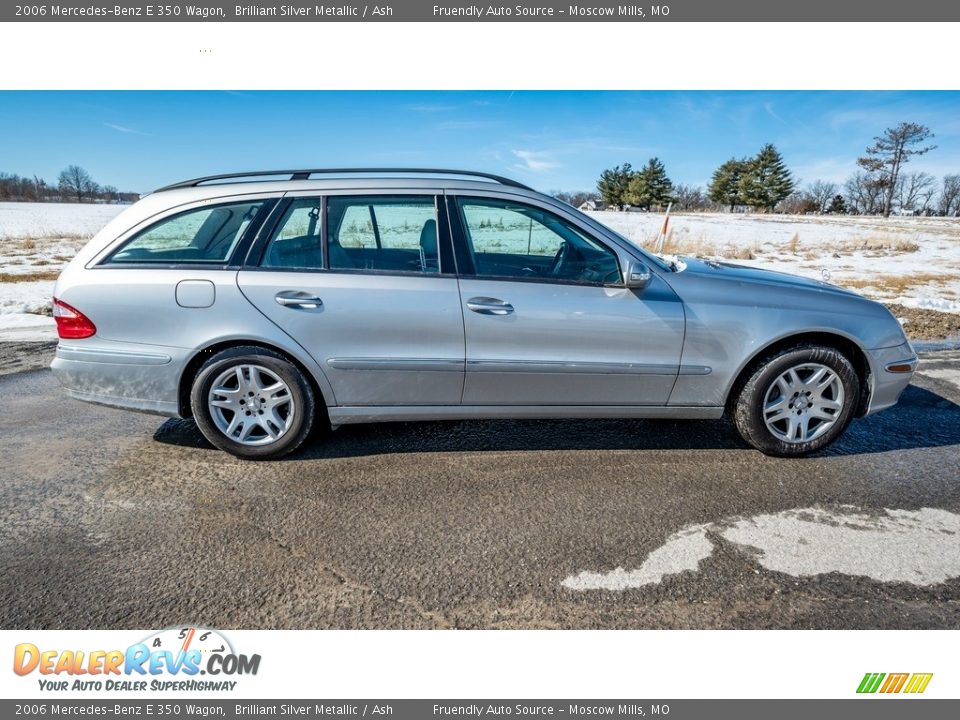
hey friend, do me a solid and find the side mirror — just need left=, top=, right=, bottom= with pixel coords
left=623, top=260, right=652, bottom=289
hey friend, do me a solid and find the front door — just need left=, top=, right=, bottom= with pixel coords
left=451, top=195, right=685, bottom=406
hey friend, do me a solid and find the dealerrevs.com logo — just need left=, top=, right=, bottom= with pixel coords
left=13, top=627, right=260, bottom=693
left=857, top=672, right=933, bottom=694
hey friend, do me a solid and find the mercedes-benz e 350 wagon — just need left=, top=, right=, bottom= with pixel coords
left=51, top=169, right=918, bottom=459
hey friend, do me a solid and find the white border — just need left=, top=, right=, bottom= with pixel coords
left=1, top=16, right=957, bottom=704
left=2, top=629, right=955, bottom=699
left=0, top=22, right=957, bottom=90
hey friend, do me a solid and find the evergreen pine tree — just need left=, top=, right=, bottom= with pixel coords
left=827, top=194, right=847, bottom=214
left=738, top=144, right=795, bottom=212
left=626, top=157, right=674, bottom=210
left=708, top=158, right=748, bottom=212
left=597, top=163, right=633, bottom=210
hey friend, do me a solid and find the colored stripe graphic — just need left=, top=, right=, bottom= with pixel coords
left=904, top=673, right=933, bottom=694
left=857, top=672, right=932, bottom=694
left=880, top=673, right=909, bottom=693
left=857, top=673, right=885, bottom=693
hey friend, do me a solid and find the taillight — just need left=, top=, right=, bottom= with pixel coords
left=53, top=298, right=97, bottom=339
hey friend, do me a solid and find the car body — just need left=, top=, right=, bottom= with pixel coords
left=51, top=169, right=918, bottom=458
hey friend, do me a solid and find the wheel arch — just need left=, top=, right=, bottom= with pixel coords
left=178, top=339, right=333, bottom=420
left=724, top=331, right=872, bottom=417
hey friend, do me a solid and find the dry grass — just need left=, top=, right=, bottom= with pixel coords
left=641, top=231, right=756, bottom=260
left=786, top=233, right=801, bottom=253
left=839, top=272, right=946, bottom=294
left=886, top=303, right=960, bottom=341
left=0, top=232, right=87, bottom=243
left=833, top=235, right=921, bottom=253
left=0, top=270, right=60, bottom=283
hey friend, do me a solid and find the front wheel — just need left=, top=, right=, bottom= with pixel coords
left=732, top=345, right=859, bottom=457
left=190, top=346, right=315, bottom=460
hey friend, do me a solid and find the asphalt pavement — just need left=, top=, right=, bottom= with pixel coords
left=2, top=352, right=959, bottom=629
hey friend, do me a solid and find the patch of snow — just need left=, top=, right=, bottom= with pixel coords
left=0, top=324, right=56, bottom=342
left=0, top=280, right=54, bottom=317
left=0, top=203, right=122, bottom=339
left=900, top=296, right=960, bottom=313
left=562, top=524, right=713, bottom=591
left=563, top=506, right=960, bottom=590
left=0, top=202, right=124, bottom=238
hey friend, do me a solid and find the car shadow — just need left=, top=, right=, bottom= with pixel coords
left=152, top=384, right=959, bottom=460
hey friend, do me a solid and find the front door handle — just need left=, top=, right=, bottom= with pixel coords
left=275, top=291, right=323, bottom=309
left=466, top=297, right=514, bottom=315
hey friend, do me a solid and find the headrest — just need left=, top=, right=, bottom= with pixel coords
left=419, top=219, right=438, bottom=254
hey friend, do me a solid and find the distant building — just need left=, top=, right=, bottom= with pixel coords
left=578, top=200, right=605, bottom=211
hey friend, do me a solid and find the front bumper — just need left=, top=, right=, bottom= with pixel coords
left=50, top=339, right=191, bottom=417
left=864, top=341, right=918, bottom=416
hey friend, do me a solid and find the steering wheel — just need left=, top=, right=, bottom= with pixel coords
left=548, top=241, right=568, bottom=276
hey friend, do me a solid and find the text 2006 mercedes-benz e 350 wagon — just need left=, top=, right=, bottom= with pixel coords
left=51, top=169, right=918, bottom=459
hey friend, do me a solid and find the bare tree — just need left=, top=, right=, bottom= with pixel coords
left=778, top=190, right=817, bottom=215
left=58, top=165, right=96, bottom=203
left=551, top=190, right=600, bottom=208
left=672, top=184, right=710, bottom=211
left=857, top=122, right=936, bottom=217
left=807, top=180, right=838, bottom=214
left=844, top=171, right=884, bottom=215
left=896, top=171, right=936, bottom=214
left=940, top=175, right=960, bottom=217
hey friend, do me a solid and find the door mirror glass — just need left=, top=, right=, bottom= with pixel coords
left=624, top=260, right=652, bottom=289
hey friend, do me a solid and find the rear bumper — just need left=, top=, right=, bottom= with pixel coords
left=50, top=340, right=189, bottom=417
left=864, top=341, right=918, bottom=416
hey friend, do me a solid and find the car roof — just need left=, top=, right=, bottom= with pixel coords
left=144, top=176, right=544, bottom=202
left=149, top=168, right=535, bottom=196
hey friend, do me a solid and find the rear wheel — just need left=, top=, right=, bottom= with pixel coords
left=190, top=346, right=315, bottom=459
left=732, top=345, right=859, bottom=457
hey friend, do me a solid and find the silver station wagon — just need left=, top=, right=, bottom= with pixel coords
left=51, top=169, right=917, bottom=459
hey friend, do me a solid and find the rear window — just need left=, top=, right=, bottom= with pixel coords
left=106, top=201, right=264, bottom=264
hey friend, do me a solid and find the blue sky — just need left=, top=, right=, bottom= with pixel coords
left=1, top=91, right=958, bottom=194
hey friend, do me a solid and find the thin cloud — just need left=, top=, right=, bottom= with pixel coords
left=511, top=149, right=560, bottom=173
left=104, top=122, right=151, bottom=136
left=763, top=102, right=785, bottom=123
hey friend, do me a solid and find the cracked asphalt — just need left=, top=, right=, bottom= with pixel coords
left=2, top=349, right=959, bottom=629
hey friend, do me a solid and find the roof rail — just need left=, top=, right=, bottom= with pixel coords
left=153, top=168, right=533, bottom=193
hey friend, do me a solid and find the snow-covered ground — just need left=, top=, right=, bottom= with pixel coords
left=0, top=202, right=125, bottom=339
left=590, top=211, right=960, bottom=313
left=1, top=203, right=959, bottom=341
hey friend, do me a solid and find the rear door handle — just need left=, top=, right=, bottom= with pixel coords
left=466, top=297, right=514, bottom=315
left=275, top=291, right=323, bottom=309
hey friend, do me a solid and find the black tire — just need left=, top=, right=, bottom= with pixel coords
left=190, top=346, right=315, bottom=460
left=732, top=345, right=859, bottom=457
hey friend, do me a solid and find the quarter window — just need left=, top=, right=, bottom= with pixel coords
left=456, top=198, right=621, bottom=285
left=107, top=201, right=264, bottom=264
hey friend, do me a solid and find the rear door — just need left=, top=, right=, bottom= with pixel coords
left=238, top=192, right=465, bottom=407
left=450, top=194, right=685, bottom=406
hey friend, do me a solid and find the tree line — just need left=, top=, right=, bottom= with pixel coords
left=565, top=121, right=959, bottom=217
left=0, top=165, right=138, bottom=204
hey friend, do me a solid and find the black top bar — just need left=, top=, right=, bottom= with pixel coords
left=154, top=168, right=533, bottom=193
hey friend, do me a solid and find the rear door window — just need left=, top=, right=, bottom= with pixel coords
left=261, top=198, right=324, bottom=269
left=107, top=201, right=265, bottom=264
left=327, top=196, right=440, bottom=274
